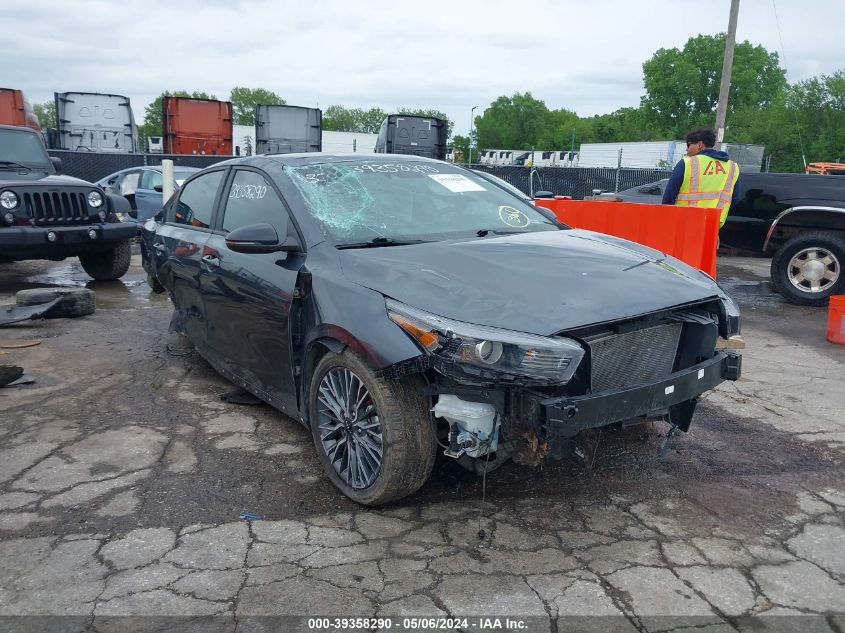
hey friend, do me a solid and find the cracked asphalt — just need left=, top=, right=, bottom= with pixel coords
left=0, top=253, right=843, bottom=632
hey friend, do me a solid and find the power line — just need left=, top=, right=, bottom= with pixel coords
left=772, top=0, right=807, bottom=169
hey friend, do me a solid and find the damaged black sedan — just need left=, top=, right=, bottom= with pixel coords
left=142, top=155, right=742, bottom=505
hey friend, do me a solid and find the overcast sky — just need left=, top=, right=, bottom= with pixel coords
left=3, top=0, right=843, bottom=135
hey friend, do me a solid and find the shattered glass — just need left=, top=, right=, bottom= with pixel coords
left=286, top=160, right=556, bottom=242
left=287, top=164, right=374, bottom=236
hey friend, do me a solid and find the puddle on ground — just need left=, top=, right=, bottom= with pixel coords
left=0, top=259, right=165, bottom=309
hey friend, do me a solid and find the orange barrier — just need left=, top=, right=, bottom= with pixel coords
left=536, top=198, right=720, bottom=278
left=827, top=296, right=845, bottom=345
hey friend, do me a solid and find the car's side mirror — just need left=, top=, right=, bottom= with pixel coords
left=534, top=190, right=555, bottom=199
left=153, top=185, right=163, bottom=193
left=50, top=157, right=63, bottom=174
left=225, top=223, right=299, bottom=254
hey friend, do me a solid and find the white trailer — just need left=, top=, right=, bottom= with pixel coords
left=321, top=131, right=378, bottom=154
left=577, top=141, right=687, bottom=169
left=54, top=92, right=138, bottom=153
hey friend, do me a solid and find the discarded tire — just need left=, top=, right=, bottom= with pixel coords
left=15, top=288, right=96, bottom=318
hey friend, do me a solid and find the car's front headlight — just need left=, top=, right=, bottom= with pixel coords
left=386, top=299, right=585, bottom=384
left=1, top=191, right=19, bottom=210
left=88, top=191, right=104, bottom=208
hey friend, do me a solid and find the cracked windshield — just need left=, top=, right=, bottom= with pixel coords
left=288, top=161, right=557, bottom=242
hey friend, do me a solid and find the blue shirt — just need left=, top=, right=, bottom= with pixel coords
left=662, top=149, right=741, bottom=206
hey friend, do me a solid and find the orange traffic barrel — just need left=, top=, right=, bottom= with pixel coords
left=534, top=198, right=720, bottom=278
left=827, top=295, right=845, bottom=345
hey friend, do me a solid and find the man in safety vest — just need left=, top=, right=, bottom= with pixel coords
left=662, top=128, right=740, bottom=227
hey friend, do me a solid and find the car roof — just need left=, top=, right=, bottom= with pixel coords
left=99, top=165, right=201, bottom=178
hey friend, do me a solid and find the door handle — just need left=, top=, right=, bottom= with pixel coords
left=201, top=254, right=220, bottom=268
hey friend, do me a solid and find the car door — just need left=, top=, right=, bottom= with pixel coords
left=151, top=169, right=227, bottom=354
left=135, top=169, right=165, bottom=223
left=201, top=167, right=303, bottom=415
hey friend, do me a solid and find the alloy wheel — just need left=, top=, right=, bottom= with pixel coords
left=787, top=247, right=841, bottom=294
left=316, top=367, right=383, bottom=489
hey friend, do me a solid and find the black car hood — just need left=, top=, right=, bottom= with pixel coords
left=0, top=172, right=93, bottom=186
left=339, top=230, right=720, bottom=335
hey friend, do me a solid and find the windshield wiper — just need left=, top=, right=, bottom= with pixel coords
left=336, top=237, right=430, bottom=250
left=475, top=228, right=531, bottom=237
left=0, top=161, right=34, bottom=171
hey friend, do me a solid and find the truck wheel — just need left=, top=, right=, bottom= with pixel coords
left=79, top=240, right=132, bottom=281
left=308, top=349, right=436, bottom=506
left=15, top=288, right=95, bottom=318
left=771, top=232, right=845, bottom=306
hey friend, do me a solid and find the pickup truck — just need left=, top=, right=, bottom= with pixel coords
left=0, top=124, right=136, bottom=280
left=608, top=173, right=845, bottom=306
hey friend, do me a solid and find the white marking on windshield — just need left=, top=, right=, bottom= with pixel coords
left=428, top=174, right=486, bottom=192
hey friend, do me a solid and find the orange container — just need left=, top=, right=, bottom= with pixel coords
left=535, top=198, right=721, bottom=278
left=827, top=296, right=845, bottom=345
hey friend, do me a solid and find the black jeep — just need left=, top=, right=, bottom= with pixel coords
left=0, top=124, right=136, bottom=280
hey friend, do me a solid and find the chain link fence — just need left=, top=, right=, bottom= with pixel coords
left=469, top=165, right=671, bottom=199
left=46, top=150, right=231, bottom=183
left=48, top=150, right=671, bottom=200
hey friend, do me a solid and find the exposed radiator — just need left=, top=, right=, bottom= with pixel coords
left=587, top=322, right=682, bottom=393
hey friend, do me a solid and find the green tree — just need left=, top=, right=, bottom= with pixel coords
left=229, top=87, right=285, bottom=126
left=322, top=105, right=387, bottom=133
left=360, top=107, right=388, bottom=133
left=474, top=92, right=552, bottom=149
left=322, top=105, right=361, bottom=131
left=451, top=134, right=474, bottom=163
left=641, top=34, right=787, bottom=137
left=33, top=101, right=55, bottom=129
left=731, top=70, right=845, bottom=172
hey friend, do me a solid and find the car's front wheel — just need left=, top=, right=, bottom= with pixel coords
left=308, top=349, right=436, bottom=505
left=79, top=240, right=132, bottom=281
left=771, top=231, right=845, bottom=305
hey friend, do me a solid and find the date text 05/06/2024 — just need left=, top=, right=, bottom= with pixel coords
left=307, top=617, right=528, bottom=630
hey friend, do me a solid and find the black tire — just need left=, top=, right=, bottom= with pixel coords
left=308, top=349, right=436, bottom=506
left=15, top=287, right=95, bottom=318
left=79, top=240, right=132, bottom=281
left=771, top=232, right=845, bottom=306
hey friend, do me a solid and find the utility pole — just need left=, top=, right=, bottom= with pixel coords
left=468, top=105, right=479, bottom=165
left=715, top=0, right=740, bottom=147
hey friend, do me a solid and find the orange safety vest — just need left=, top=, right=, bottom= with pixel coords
left=676, top=154, right=740, bottom=227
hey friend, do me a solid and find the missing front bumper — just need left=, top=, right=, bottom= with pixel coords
left=537, top=351, right=741, bottom=438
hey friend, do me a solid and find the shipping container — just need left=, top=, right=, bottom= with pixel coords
left=374, top=115, right=448, bottom=160
left=55, top=92, right=138, bottom=153
left=255, top=104, right=321, bottom=155
left=162, top=97, right=233, bottom=155
left=0, top=88, right=40, bottom=131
